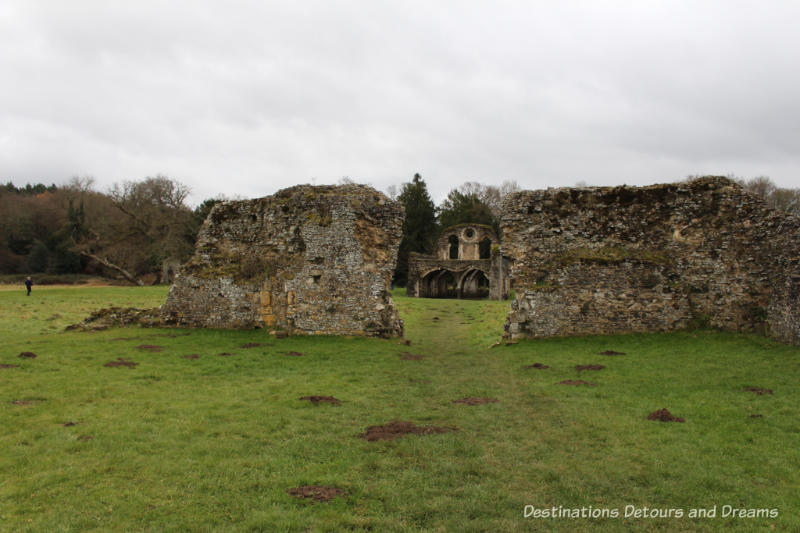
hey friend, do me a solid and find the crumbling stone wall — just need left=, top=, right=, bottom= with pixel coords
left=161, top=184, right=404, bottom=337
left=502, top=177, right=800, bottom=345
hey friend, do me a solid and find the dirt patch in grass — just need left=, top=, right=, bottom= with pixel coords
left=155, top=332, right=191, bottom=338
left=453, top=397, right=498, bottom=406
left=599, top=350, right=626, bottom=356
left=400, top=352, right=424, bottom=360
left=525, top=363, right=549, bottom=369
left=77, top=435, right=94, bottom=441
left=104, top=358, right=138, bottom=368
left=284, top=351, right=304, bottom=357
left=11, top=397, right=46, bottom=406
left=558, top=380, right=596, bottom=386
left=183, top=354, right=200, bottom=359
left=240, top=343, right=263, bottom=348
left=300, top=395, right=341, bottom=406
left=0, top=364, right=19, bottom=369
left=647, top=408, right=685, bottom=423
left=286, top=485, right=346, bottom=502
left=217, top=352, right=235, bottom=357
left=136, top=345, right=164, bottom=352
left=746, top=387, right=773, bottom=395
left=750, top=414, right=764, bottom=418
left=432, top=317, right=440, bottom=321
left=63, top=421, right=77, bottom=427
left=361, top=420, right=457, bottom=441
left=575, top=364, right=605, bottom=371
left=397, top=339, right=412, bottom=346
left=18, top=351, right=37, bottom=359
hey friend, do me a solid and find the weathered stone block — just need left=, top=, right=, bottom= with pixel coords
left=161, top=184, right=404, bottom=337
left=502, top=177, right=800, bottom=345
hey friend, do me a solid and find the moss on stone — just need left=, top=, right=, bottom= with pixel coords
left=527, top=280, right=558, bottom=292
left=556, top=246, right=670, bottom=266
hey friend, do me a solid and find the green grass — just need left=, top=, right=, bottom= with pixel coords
left=1, top=287, right=798, bottom=531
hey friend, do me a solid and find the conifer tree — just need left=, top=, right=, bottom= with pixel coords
left=394, top=173, right=437, bottom=286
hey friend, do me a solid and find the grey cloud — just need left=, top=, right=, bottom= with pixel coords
left=1, top=1, right=798, bottom=205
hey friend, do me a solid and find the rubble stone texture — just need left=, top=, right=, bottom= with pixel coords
left=161, top=184, right=404, bottom=337
left=502, top=177, right=800, bottom=346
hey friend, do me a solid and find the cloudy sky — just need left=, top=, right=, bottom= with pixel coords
left=2, top=1, right=799, bottom=205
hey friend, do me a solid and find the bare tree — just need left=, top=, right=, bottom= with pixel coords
left=452, top=180, right=520, bottom=218
left=738, top=176, right=800, bottom=215
left=741, top=176, right=777, bottom=199
left=103, top=176, right=197, bottom=283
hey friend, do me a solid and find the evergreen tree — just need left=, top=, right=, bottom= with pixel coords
left=395, top=173, right=437, bottom=286
left=193, top=197, right=224, bottom=227
left=437, top=188, right=499, bottom=235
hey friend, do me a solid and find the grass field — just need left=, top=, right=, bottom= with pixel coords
left=1, top=285, right=798, bottom=532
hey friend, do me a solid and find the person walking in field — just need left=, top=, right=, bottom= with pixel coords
left=25, top=276, right=33, bottom=296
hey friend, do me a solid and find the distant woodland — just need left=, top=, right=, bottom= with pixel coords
left=0, top=174, right=796, bottom=286
left=0, top=176, right=215, bottom=285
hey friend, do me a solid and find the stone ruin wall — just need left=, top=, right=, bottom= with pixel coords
left=161, top=184, right=404, bottom=337
left=502, top=177, right=800, bottom=346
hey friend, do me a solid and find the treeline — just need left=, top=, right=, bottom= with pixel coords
left=0, top=176, right=220, bottom=284
left=1, top=174, right=796, bottom=285
left=0, top=172, right=517, bottom=286
left=2, top=182, right=58, bottom=195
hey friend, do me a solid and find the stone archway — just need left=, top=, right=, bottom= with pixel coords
left=460, top=268, right=490, bottom=299
left=418, top=267, right=492, bottom=299
left=420, top=269, right=459, bottom=298
left=406, top=223, right=509, bottom=300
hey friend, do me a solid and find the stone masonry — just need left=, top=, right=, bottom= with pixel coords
left=161, top=184, right=404, bottom=337
left=502, top=177, right=800, bottom=346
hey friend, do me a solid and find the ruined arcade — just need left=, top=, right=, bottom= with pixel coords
left=406, top=223, right=510, bottom=300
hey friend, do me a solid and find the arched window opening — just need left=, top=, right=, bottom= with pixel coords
left=437, top=271, right=458, bottom=298
left=462, top=269, right=490, bottom=299
left=479, top=238, right=492, bottom=259
left=448, top=235, right=459, bottom=259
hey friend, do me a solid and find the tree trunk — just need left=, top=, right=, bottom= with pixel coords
left=80, top=252, right=144, bottom=286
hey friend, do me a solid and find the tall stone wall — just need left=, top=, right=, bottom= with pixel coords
left=161, top=184, right=404, bottom=337
left=502, top=177, right=800, bottom=345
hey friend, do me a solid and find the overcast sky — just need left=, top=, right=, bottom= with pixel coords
left=2, top=1, right=799, bottom=205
